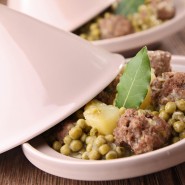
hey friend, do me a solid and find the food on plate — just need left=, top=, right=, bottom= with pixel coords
left=148, top=50, right=172, bottom=76
left=96, top=50, right=171, bottom=107
left=156, top=0, right=176, bottom=20
left=98, top=15, right=133, bottom=39
left=74, top=0, right=176, bottom=41
left=83, top=100, right=120, bottom=135
left=114, top=109, right=171, bottom=154
left=151, top=72, right=185, bottom=107
left=45, top=47, right=185, bottom=160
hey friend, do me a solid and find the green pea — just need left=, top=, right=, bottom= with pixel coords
left=52, top=141, right=62, bottom=151
left=80, top=133, right=87, bottom=142
left=168, top=118, right=175, bottom=126
left=105, top=151, right=117, bottom=160
left=159, top=105, right=165, bottom=111
left=141, top=24, right=148, bottom=30
left=88, top=150, right=101, bottom=160
left=69, top=126, right=83, bottom=139
left=104, top=12, right=111, bottom=19
left=176, top=99, right=185, bottom=111
left=179, top=131, right=185, bottom=139
left=172, top=111, right=184, bottom=121
left=81, top=152, right=89, bottom=160
left=99, top=144, right=110, bottom=155
left=86, top=36, right=94, bottom=41
left=86, top=143, right=93, bottom=152
left=165, top=102, right=176, bottom=114
left=152, top=111, right=159, bottom=116
left=85, top=136, right=95, bottom=144
left=94, top=136, right=106, bottom=147
left=173, top=121, right=185, bottom=133
left=159, top=110, right=169, bottom=121
left=90, top=29, right=100, bottom=39
left=110, top=143, right=117, bottom=151
left=138, top=4, right=147, bottom=13
left=90, top=128, right=98, bottom=136
left=89, top=23, right=98, bottom=31
left=63, top=135, right=72, bottom=145
left=70, top=140, right=83, bottom=152
left=60, top=144, right=71, bottom=156
left=105, top=134, right=115, bottom=143
left=172, top=136, right=180, bottom=143
left=116, top=146, right=125, bottom=157
left=79, top=148, right=86, bottom=154
left=79, top=33, right=87, bottom=40
left=76, top=119, right=86, bottom=129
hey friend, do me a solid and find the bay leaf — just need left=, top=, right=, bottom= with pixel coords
left=115, top=0, right=144, bottom=16
left=115, top=46, right=151, bottom=108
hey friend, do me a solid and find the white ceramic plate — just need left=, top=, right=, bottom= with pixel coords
left=92, top=0, right=185, bottom=53
left=22, top=56, right=185, bottom=181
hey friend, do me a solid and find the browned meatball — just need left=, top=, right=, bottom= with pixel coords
left=113, top=109, right=171, bottom=154
left=98, top=15, right=133, bottom=39
left=151, top=72, right=185, bottom=107
left=148, top=50, right=172, bottom=77
left=56, top=119, right=75, bottom=143
left=157, top=0, right=175, bottom=20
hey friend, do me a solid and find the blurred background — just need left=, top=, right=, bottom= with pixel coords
left=2, top=0, right=185, bottom=57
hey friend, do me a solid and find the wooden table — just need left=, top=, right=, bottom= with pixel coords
left=1, top=1, right=185, bottom=185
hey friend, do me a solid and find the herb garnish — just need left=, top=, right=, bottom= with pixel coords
left=115, top=0, right=144, bottom=16
left=115, top=46, right=151, bottom=108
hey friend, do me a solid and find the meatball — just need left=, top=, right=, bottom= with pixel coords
left=113, top=109, right=171, bottom=154
left=98, top=15, right=133, bottom=39
left=151, top=72, right=185, bottom=107
left=157, top=0, right=175, bottom=20
left=148, top=50, right=172, bottom=77
left=56, top=119, right=75, bottom=143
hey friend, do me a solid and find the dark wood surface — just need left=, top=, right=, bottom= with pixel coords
left=1, top=1, right=185, bottom=184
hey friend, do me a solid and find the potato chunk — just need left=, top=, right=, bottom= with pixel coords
left=84, top=100, right=120, bottom=135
